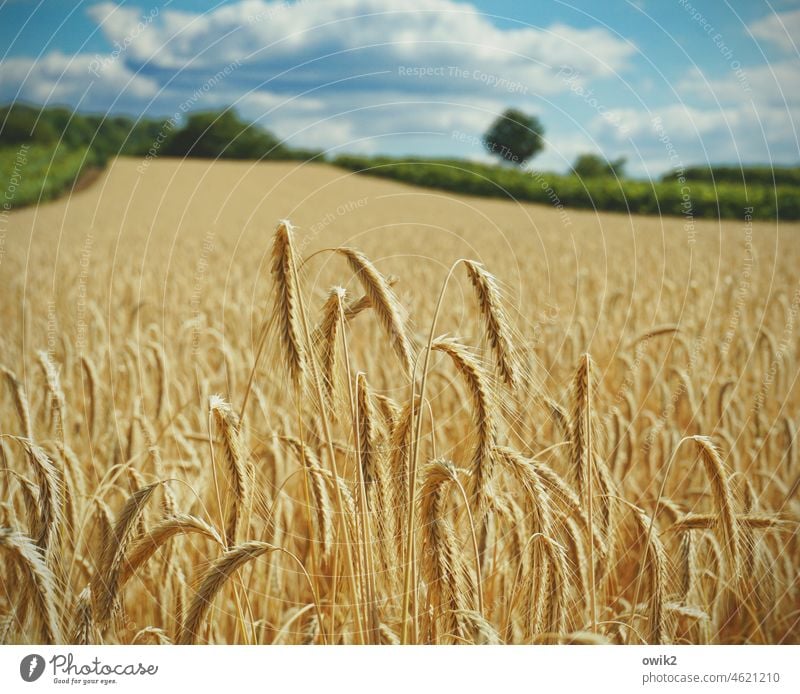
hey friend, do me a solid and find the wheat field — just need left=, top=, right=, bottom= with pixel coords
left=0, top=157, right=798, bottom=645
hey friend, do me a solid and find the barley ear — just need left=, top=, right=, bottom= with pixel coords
left=692, top=436, right=741, bottom=578
left=0, top=527, right=62, bottom=643
left=179, top=541, right=280, bottom=644
left=336, top=247, right=413, bottom=375
left=210, top=395, right=251, bottom=548
left=271, top=220, right=307, bottom=387
left=91, top=483, right=159, bottom=628
left=463, top=260, right=519, bottom=387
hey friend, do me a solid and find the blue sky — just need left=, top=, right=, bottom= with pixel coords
left=1, top=0, right=798, bottom=176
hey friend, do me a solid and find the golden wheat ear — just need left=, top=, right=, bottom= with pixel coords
left=91, top=483, right=160, bottom=628
left=629, top=504, right=669, bottom=645
left=313, top=285, right=348, bottom=409
left=16, top=438, right=64, bottom=559
left=284, top=436, right=334, bottom=563
left=271, top=220, right=308, bottom=388
left=2, top=366, right=34, bottom=440
left=430, top=338, right=496, bottom=513
left=419, top=459, right=470, bottom=642
left=119, top=513, right=224, bottom=588
left=692, top=435, right=742, bottom=579
left=179, top=541, right=281, bottom=644
left=335, top=247, right=413, bottom=376
left=463, top=260, right=520, bottom=388
left=0, top=527, right=62, bottom=643
left=209, top=395, right=250, bottom=549
left=70, top=586, right=96, bottom=645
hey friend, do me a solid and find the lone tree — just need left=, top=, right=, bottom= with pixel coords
left=483, top=108, right=545, bottom=166
left=573, top=153, right=627, bottom=179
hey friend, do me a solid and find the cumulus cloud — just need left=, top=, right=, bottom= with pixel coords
left=749, top=8, right=800, bottom=54
left=591, top=100, right=800, bottom=178
left=95, top=0, right=636, bottom=80
left=676, top=62, right=800, bottom=109
left=0, top=50, right=159, bottom=106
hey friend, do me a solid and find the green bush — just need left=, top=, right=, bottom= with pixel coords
left=1, top=104, right=322, bottom=164
left=162, top=110, right=284, bottom=160
left=333, top=155, right=800, bottom=220
left=572, top=153, right=627, bottom=179
left=664, top=165, right=800, bottom=187
left=1, top=144, right=102, bottom=210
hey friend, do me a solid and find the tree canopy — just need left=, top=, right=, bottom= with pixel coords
left=483, top=109, right=545, bottom=166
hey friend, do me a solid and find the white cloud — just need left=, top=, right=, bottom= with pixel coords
left=593, top=106, right=721, bottom=142
left=591, top=101, right=800, bottom=177
left=750, top=9, right=800, bottom=54
left=676, top=62, right=800, bottom=106
left=87, top=0, right=636, bottom=84
left=238, top=88, right=506, bottom=153
left=0, top=51, right=159, bottom=105
left=87, top=1, right=144, bottom=37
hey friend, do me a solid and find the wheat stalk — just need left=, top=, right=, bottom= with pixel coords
left=2, top=367, right=33, bottom=439
left=336, top=247, right=413, bottom=375
left=18, top=438, right=63, bottom=559
left=419, top=459, right=470, bottom=642
left=692, top=436, right=742, bottom=578
left=179, top=541, right=281, bottom=644
left=271, top=220, right=307, bottom=387
left=91, top=483, right=159, bottom=628
left=314, top=286, right=347, bottom=408
left=0, top=527, right=62, bottom=643
left=463, top=260, right=519, bottom=387
left=431, top=338, right=496, bottom=517
left=209, top=395, right=250, bottom=548
left=120, top=513, right=224, bottom=587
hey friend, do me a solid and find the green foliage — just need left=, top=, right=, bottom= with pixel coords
left=1, top=144, right=103, bottom=210
left=0, top=103, right=320, bottom=163
left=333, top=155, right=800, bottom=220
left=573, top=153, right=627, bottom=179
left=162, top=110, right=284, bottom=159
left=0, top=103, right=171, bottom=163
left=0, top=105, right=59, bottom=144
left=668, top=165, right=800, bottom=187
left=483, top=109, right=545, bottom=166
